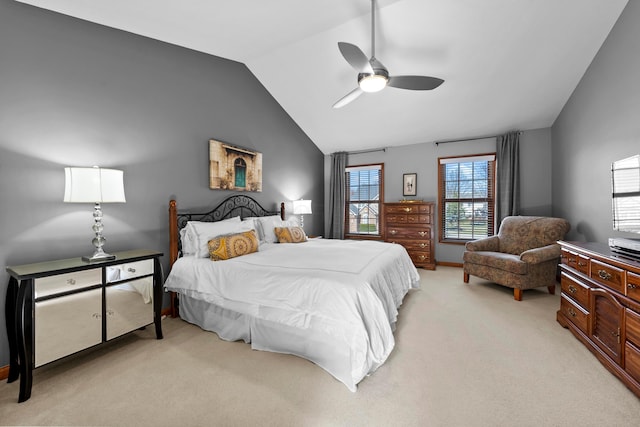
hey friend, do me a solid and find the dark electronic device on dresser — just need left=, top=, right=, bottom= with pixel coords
left=609, top=154, right=640, bottom=259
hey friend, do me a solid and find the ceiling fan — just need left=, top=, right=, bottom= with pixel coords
left=333, top=0, right=444, bottom=109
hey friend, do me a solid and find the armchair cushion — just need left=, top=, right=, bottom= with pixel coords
left=463, top=251, right=527, bottom=275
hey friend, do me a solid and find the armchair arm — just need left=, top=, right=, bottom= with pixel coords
left=520, top=244, right=562, bottom=264
left=465, top=236, right=500, bottom=252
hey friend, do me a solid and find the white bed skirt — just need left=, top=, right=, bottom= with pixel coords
left=179, top=294, right=361, bottom=391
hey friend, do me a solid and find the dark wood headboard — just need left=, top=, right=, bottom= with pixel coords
left=168, top=195, right=284, bottom=268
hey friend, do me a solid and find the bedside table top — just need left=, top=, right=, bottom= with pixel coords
left=6, top=249, right=163, bottom=280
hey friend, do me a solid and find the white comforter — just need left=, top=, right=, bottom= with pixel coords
left=164, top=238, right=420, bottom=390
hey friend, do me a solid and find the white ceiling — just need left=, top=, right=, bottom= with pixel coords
left=16, top=0, right=628, bottom=154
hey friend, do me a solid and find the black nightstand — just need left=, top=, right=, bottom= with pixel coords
left=5, top=249, right=164, bottom=402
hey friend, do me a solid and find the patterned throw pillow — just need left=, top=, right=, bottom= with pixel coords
left=274, top=226, right=308, bottom=243
left=208, top=229, right=259, bottom=261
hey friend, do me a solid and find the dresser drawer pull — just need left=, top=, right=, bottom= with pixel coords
left=403, top=207, right=411, bottom=212
left=127, top=267, right=136, bottom=273
left=419, top=243, right=427, bottom=248
left=568, top=285, right=577, bottom=294
left=389, top=230, right=397, bottom=235
left=417, top=255, right=425, bottom=261
left=578, top=261, right=587, bottom=267
left=567, top=308, right=577, bottom=318
left=629, top=284, right=638, bottom=290
left=418, top=231, right=427, bottom=237
left=598, top=270, right=612, bottom=281
left=568, top=259, right=576, bottom=264
left=66, top=278, right=76, bottom=285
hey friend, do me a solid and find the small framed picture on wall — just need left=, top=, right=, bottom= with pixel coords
left=403, top=173, right=417, bottom=196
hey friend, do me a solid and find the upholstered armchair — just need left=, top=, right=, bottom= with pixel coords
left=463, top=216, right=570, bottom=301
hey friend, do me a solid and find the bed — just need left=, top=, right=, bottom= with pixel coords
left=164, top=195, right=420, bottom=391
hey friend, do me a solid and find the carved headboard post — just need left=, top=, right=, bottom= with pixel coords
left=169, top=200, right=178, bottom=267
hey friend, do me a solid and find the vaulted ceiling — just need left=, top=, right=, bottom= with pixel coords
left=16, top=0, right=628, bottom=154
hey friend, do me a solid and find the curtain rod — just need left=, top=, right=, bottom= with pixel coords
left=434, top=131, right=522, bottom=146
left=348, top=147, right=387, bottom=155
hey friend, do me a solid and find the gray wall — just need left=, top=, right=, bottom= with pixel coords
left=324, top=127, right=554, bottom=264
left=0, top=1, right=324, bottom=367
left=552, top=0, right=638, bottom=243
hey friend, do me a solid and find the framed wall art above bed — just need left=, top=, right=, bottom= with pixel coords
left=209, top=139, right=262, bottom=192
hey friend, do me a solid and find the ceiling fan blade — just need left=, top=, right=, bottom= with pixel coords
left=388, top=75, right=444, bottom=90
left=338, top=42, right=373, bottom=74
left=332, top=87, right=364, bottom=109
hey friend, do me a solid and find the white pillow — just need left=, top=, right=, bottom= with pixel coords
left=242, top=217, right=264, bottom=241
left=182, top=217, right=254, bottom=258
left=256, top=215, right=299, bottom=244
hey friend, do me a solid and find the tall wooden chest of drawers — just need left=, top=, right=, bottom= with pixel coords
left=383, top=202, right=435, bottom=270
left=557, top=240, right=640, bottom=398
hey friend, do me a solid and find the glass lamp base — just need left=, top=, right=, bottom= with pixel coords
left=82, top=250, right=116, bottom=263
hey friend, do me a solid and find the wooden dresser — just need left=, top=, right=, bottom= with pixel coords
left=557, top=240, right=640, bottom=398
left=383, top=202, right=435, bottom=269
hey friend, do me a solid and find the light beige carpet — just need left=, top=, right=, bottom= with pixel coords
left=1, top=266, right=639, bottom=426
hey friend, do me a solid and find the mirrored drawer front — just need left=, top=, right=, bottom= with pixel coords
left=106, top=278, right=154, bottom=340
left=107, top=259, right=154, bottom=283
left=35, top=288, right=103, bottom=367
left=35, top=269, right=101, bottom=298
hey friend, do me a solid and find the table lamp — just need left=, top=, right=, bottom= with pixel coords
left=292, top=199, right=312, bottom=228
left=64, top=166, right=126, bottom=262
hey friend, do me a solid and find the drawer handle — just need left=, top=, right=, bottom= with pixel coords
left=578, top=261, right=587, bottom=267
left=629, top=284, right=638, bottom=290
left=568, top=285, right=577, bottom=294
left=419, top=243, right=426, bottom=248
left=567, top=308, right=577, bottom=318
left=612, top=328, right=621, bottom=344
left=403, top=207, right=411, bottom=212
left=66, top=278, right=76, bottom=285
left=389, top=230, right=397, bottom=235
left=598, top=270, right=612, bottom=281
left=418, top=231, right=427, bottom=237
left=127, top=267, right=137, bottom=273
left=418, top=255, right=425, bottom=260
left=92, top=313, right=101, bottom=319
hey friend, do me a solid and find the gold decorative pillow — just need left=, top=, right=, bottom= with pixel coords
left=274, top=226, right=307, bottom=243
left=208, top=229, right=259, bottom=261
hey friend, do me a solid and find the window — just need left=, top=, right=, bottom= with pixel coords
left=438, top=154, right=495, bottom=242
left=345, top=163, right=384, bottom=237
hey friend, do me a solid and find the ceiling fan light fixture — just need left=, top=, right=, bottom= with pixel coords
left=358, top=73, right=388, bottom=93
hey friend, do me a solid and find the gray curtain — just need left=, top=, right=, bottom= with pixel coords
left=496, top=131, right=520, bottom=225
left=328, top=151, right=348, bottom=239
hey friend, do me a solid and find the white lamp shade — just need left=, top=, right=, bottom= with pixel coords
left=292, top=199, right=312, bottom=215
left=64, top=167, right=126, bottom=203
